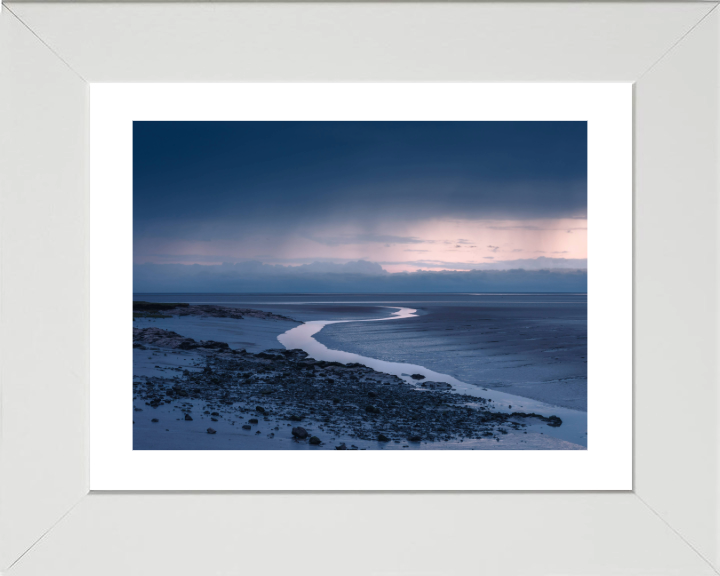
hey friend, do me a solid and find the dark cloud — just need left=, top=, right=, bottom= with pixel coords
left=293, top=260, right=387, bottom=275
left=134, top=122, right=586, bottom=291
left=141, top=255, right=380, bottom=266
left=146, top=253, right=230, bottom=263
left=134, top=263, right=586, bottom=294
left=475, top=257, right=586, bottom=270
left=134, top=121, right=587, bottom=243
left=134, top=256, right=587, bottom=292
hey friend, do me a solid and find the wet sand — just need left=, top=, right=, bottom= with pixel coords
left=133, top=340, right=582, bottom=451
left=134, top=316, right=299, bottom=353
left=315, top=301, right=587, bottom=411
left=132, top=296, right=586, bottom=449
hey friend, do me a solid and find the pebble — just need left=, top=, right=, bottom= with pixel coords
left=133, top=338, right=563, bottom=449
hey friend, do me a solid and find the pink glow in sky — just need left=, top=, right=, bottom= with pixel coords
left=134, top=217, right=587, bottom=271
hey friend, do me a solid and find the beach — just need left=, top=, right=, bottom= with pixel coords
left=315, top=295, right=588, bottom=411
left=133, top=294, right=587, bottom=450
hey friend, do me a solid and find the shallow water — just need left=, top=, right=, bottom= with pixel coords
left=135, top=293, right=588, bottom=448
left=278, top=306, right=587, bottom=447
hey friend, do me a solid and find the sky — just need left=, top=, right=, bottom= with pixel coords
left=134, top=121, right=587, bottom=292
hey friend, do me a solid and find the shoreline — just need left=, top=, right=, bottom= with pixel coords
left=314, top=301, right=588, bottom=412
left=133, top=303, right=585, bottom=450
left=278, top=306, right=587, bottom=446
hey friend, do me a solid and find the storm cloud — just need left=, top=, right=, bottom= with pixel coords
left=134, top=122, right=587, bottom=240
left=134, top=121, right=587, bottom=292
left=134, top=261, right=586, bottom=294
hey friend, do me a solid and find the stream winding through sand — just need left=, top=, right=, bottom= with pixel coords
left=277, top=306, right=587, bottom=447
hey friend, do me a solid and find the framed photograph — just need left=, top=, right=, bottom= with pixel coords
left=1, top=2, right=718, bottom=575
left=90, top=83, right=631, bottom=491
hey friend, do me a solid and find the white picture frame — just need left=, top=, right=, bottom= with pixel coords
left=89, top=82, right=631, bottom=491
left=1, top=2, right=718, bottom=574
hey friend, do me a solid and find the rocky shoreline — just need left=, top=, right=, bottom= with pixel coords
left=133, top=326, right=564, bottom=448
